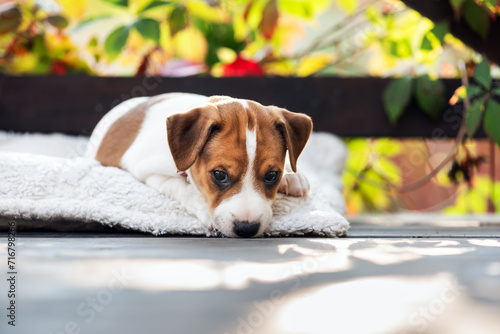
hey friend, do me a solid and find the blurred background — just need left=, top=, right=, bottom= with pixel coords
left=1, top=0, right=499, bottom=215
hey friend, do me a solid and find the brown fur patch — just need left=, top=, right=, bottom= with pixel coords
left=95, top=95, right=170, bottom=168
left=275, top=106, right=313, bottom=172
left=208, top=95, right=231, bottom=104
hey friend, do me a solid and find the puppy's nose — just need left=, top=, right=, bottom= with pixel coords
left=233, top=221, right=260, bottom=238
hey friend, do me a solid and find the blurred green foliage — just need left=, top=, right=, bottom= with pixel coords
left=3, top=0, right=497, bottom=77
left=343, top=138, right=402, bottom=213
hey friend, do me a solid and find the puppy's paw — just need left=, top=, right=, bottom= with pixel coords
left=278, top=172, right=310, bottom=197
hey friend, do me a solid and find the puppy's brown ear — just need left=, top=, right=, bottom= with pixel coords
left=166, top=104, right=220, bottom=171
left=279, top=109, right=313, bottom=173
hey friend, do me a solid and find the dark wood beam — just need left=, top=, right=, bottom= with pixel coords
left=402, top=0, right=500, bottom=65
left=0, top=75, right=486, bottom=138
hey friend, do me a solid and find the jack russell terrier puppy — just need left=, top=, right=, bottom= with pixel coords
left=85, top=93, right=312, bottom=237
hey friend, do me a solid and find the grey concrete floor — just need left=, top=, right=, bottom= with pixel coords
left=1, top=228, right=500, bottom=334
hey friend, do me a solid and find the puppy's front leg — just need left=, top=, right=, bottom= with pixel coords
left=278, top=163, right=310, bottom=197
left=126, top=156, right=210, bottom=224
left=145, top=175, right=211, bottom=224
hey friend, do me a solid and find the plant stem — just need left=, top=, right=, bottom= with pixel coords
left=263, top=0, right=379, bottom=64
left=398, top=61, right=470, bottom=192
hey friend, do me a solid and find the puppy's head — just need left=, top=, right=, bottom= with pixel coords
left=166, top=96, right=312, bottom=237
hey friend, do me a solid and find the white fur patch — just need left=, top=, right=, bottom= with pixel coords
left=246, top=128, right=257, bottom=163
left=239, top=99, right=250, bottom=109
left=240, top=128, right=258, bottom=205
left=242, top=128, right=257, bottom=199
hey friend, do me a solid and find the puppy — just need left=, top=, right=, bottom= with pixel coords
left=86, top=93, right=312, bottom=237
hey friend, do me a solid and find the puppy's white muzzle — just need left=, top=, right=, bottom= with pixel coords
left=212, top=192, right=273, bottom=237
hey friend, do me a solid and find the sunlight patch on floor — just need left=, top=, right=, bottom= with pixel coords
left=350, top=240, right=475, bottom=265
left=270, top=274, right=461, bottom=334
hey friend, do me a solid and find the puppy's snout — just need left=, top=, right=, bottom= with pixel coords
left=233, top=221, right=260, bottom=238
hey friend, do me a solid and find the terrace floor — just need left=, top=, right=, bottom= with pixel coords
left=1, top=216, right=500, bottom=334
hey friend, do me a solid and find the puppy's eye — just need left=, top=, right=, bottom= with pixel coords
left=211, top=170, right=230, bottom=188
left=264, top=171, right=279, bottom=185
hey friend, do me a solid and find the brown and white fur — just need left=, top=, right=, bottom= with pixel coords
left=85, top=93, right=312, bottom=237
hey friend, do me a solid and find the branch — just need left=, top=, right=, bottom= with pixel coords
left=264, top=0, right=380, bottom=63
left=295, top=1, right=376, bottom=58
left=397, top=60, right=469, bottom=192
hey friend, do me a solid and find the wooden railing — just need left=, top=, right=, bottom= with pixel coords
left=0, top=75, right=489, bottom=138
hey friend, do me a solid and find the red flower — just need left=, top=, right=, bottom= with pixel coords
left=50, top=60, right=67, bottom=75
left=222, top=56, right=264, bottom=77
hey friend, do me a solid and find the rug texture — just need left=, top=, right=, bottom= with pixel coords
left=0, top=131, right=349, bottom=236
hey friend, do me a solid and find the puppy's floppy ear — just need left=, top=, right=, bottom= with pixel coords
left=278, top=109, right=313, bottom=173
left=166, top=104, right=220, bottom=171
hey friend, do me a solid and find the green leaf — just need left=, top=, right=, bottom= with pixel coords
left=88, top=36, right=98, bottom=48
left=338, top=0, right=358, bottom=14
left=103, top=0, right=129, bottom=7
left=32, top=34, right=47, bottom=56
left=187, top=0, right=227, bottom=23
left=388, top=40, right=412, bottom=58
left=46, top=15, right=69, bottom=29
left=0, top=6, right=21, bottom=35
left=168, top=5, right=188, bottom=36
left=373, top=138, right=401, bottom=157
left=346, top=139, right=370, bottom=171
left=373, top=159, right=402, bottom=185
left=466, top=97, right=485, bottom=137
left=494, top=182, right=500, bottom=213
left=358, top=169, right=390, bottom=210
left=492, top=87, right=500, bottom=97
left=442, top=192, right=468, bottom=214
left=73, top=15, right=112, bottom=31
left=194, top=19, right=245, bottom=66
left=484, top=99, right=500, bottom=146
left=421, top=34, right=433, bottom=51
left=104, top=25, right=130, bottom=60
left=463, top=0, right=490, bottom=40
left=134, top=18, right=160, bottom=42
left=449, top=0, right=467, bottom=13
left=467, top=188, right=488, bottom=213
left=474, top=59, right=491, bottom=90
left=415, top=75, right=446, bottom=120
left=475, top=176, right=492, bottom=198
left=383, top=76, right=413, bottom=124
left=483, top=0, right=498, bottom=10
left=431, top=21, right=449, bottom=44
left=279, top=0, right=313, bottom=19
left=421, top=21, right=449, bottom=50
left=365, top=5, right=382, bottom=25
left=466, top=84, right=483, bottom=100
left=138, top=1, right=171, bottom=13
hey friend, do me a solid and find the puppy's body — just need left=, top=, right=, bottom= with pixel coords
left=86, top=93, right=312, bottom=237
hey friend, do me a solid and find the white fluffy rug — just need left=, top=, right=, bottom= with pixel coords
left=0, top=131, right=349, bottom=237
